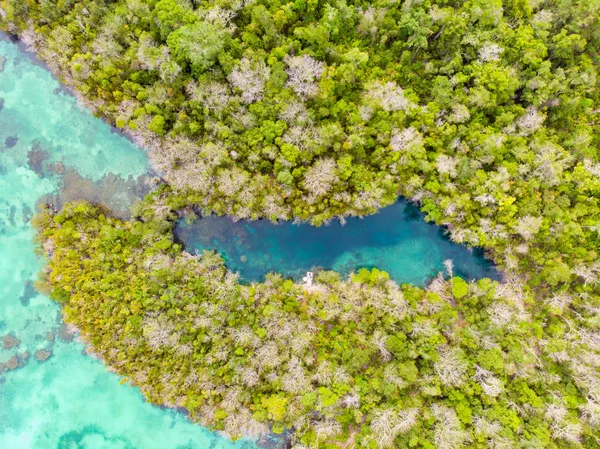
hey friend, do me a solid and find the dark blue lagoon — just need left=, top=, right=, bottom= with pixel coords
left=175, top=201, right=498, bottom=285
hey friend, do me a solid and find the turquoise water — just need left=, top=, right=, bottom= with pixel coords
left=175, top=205, right=498, bottom=285
left=0, top=35, right=257, bottom=449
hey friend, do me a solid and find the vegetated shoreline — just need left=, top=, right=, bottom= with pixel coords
left=171, top=200, right=501, bottom=287
left=0, top=31, right=150, bottom=148
left=33, top=199, right=600, bottom=448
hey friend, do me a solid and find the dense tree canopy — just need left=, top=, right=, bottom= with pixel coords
left=1, top=0, right=598, bottom=223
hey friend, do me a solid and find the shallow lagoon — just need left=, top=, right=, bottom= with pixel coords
left=175, top=205, right=498, bottom=285
left=0, top=35, right=256, bottom=449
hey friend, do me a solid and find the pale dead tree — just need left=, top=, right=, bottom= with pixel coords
left=205, top=6, right=238, bottom=29
left=91, top=25, right=124, bottom=63
left=282, top=125, right=320, bottom=152
left=262, top=193, right=290, bottom=220
left=357, top=6, right=387, bottom=39
left=531, top=142, right=572, bottom=185
left=303, top=158, right=338, bottom=197
left=199, top=403, right=218, bottom=427
left=411, top=320, right=438, bottom=337
left=583, top=159, right=600, bottom=178
left=383, top=365, right=408, bottom=389
left=448, top=104, right=471, bottom=123
left=581, top=400, right=600, bottom=427
left=223, top=408, right=269, bottom=439
left=545, top=292, right=573, bottom=313
left=573, top=262, right=600, bottom=286
left=116, top=99, right=138, bottom=124
left=545, top=404, right=583, bottom=444
left=313, top=418, right=342, bottom=441
left=279, top=101, right=310, bottom=125
left=137, top=35, right=170, bottom=70
left=427, top=272, right=452, bottom=302
left=353, top=188, right=386, bottom=211
left=342, top=391, right=361, bottom=408
left=473, top=417, right=514, bottom=449
left=443, top=259, right=454, bottom=278
left=333, top=366, right=351, bottom=384
left=488, top=302, right=516, bottom=329
left=473, top=193, right=497, bottom=206
left=372, top=331, right=393, bottom=362
left=230, top=326, right=255, bottom=346
left=282, top=357, right=311, bottom=394
left=472, top=366, right=503, bottom=397
left=252, top=341, right=281, bottom=371
left=478, top=43, right=504, bottom=62
left=434, top=346, right=469, bottom=387
left=285, top=54, right=325, bottom=98
left=185, top=81, right=231, bottom=112
left=364, top=81, right=413, bottom=112
left=515, top=107, right=545, bottom=136
left=359, top=105, right=374, bottom=121
left=473, top=416, right=502, bottom=438
left=436, top=155, right=458, bottom=177
left=313, top=361, right=334, bottom=386
left=371, top=282, right=408, bottom=320
left=431, top=404, right=470, bottom=449
left=240, top=367, right=260, bottom=387
left=429, top=5, right=449, bottom=21
left=217, top=167, right=249, bottom=197
left=532, top=9, right=554, bottom=27
left=20, top=22, right=41, bottom=52
left=142, top=316, right=177, bottom=351
left=390, top=127, right=423, bottom=152
left=370, top=407, right=419, bottom=448
left=220, top=388, right=242, bottom=412
left=228, top=57, right=270, bottom=103
left=571, top=362, right=600, bottom=403
left=515, top=215, right=543, bottom=240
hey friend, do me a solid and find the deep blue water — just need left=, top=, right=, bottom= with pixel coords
left=175, top=201, right=498, bottom=285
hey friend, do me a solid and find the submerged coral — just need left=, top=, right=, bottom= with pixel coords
left=2, top=334, right=20, bottom=349
left=34, top=349, right=52, bottom=362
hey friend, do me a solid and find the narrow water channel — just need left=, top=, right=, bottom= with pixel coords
left=175, top=203, right=498, bottom=285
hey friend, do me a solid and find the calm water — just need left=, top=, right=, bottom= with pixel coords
left=175, top=206, right=498, bottom=285
left=0, top=35, right=257, bottom=449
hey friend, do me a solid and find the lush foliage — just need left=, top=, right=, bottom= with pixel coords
left=34, top=201, right=600, bottom=448
left=2, top=0, right=598, bottom=225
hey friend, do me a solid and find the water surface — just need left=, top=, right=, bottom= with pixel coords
left=175, top=202, right=498, bottom=285
left=0, top=34, right=257, bottom=449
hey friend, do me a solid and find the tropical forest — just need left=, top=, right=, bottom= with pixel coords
left=0, top=0, right=599, bottom=448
